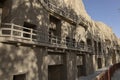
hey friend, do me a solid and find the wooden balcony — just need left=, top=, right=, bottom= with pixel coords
left=47, top=2, right=78, bottom=23
left=41, top=0, right=90, bottom=27
left=0, top=23, right=37, bottom=42
left=0, top=23, right=92, bottom=52
left=38, top=0, right=90, bottom=31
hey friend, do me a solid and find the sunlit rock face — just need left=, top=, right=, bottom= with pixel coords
left=95, top=22, right=114, bottom=40
left=95, top=21, right=118, bottom=43
left=64, top=0, right=91, bottom=20
left=74, top=25, right=86, bottom=42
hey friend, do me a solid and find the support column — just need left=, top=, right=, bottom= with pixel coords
left=65, top=51, right=77, bottom=80
left=85, top=54, right=95, bottom=75
left=35, top=48, right=48, bottom=80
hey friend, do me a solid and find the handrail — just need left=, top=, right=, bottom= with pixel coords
left=95, top=63, right=120, bottom=80
left=0, top=23, right=92, bottom=52
left=39, top=0, right=89, bottom=27
left=47, top=1, right=78, bottom=22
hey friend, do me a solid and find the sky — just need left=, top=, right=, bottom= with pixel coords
left=83, top=0, right=120, bottom=38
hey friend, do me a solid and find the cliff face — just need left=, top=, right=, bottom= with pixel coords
left=62, top=0, right=119, bottom=45
left=66, top=0, right=118, bottom=43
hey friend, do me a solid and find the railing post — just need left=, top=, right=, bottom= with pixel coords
left=43, top=32, right=46, bottom=43
left=11, top=23, right=14, bottom=39
left=30, top=29, right=33, bottom=41
left=56, top=37, right=57, bottom=45
left=21, top=29, right=23, bottom=38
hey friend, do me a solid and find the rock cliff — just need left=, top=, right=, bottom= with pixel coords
left=70, top=0, right=119, bottom=43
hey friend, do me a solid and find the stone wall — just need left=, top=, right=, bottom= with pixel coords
left=0, top=43, right=48, bottom=80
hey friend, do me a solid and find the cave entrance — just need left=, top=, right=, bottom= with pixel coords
left=13, top=73, right=26, bottom=80
left=48, top=65, right=65, bottom=80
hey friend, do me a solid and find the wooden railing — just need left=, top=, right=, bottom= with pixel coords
left=39, top=0, right=89, bottom=28
left=48, top=34, right=91, bottom=51
left=0, top=23, right=37, bottom=41
left=95, top=63, right=120, bottom=80
left=43, top=0, right=78, bottom=22
left=0, top=23, right=92, bottom=52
